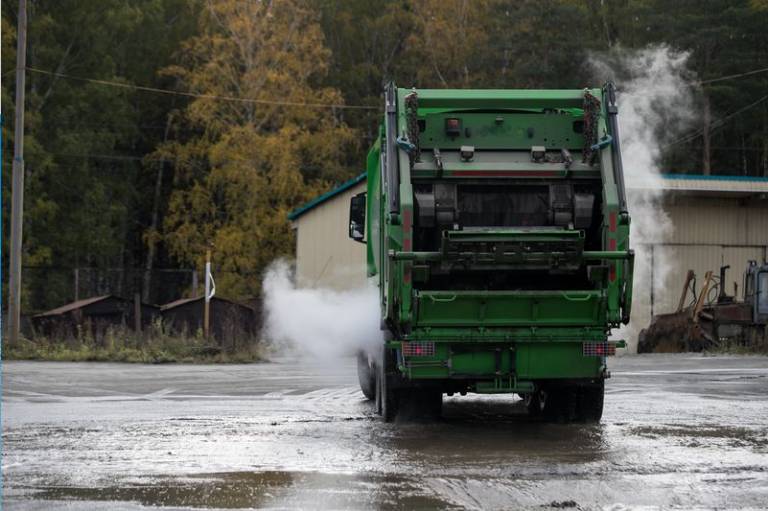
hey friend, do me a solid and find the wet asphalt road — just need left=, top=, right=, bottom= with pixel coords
left=2, top=354, right=768, bottom=510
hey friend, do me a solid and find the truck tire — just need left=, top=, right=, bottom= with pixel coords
left=375, top=368, right=383, bottom=415
left=380, top=377, right=399, bottom=422
left=527, top=386, right=577, bottom=423
left=576, top=381, right=604, bottom=423
left=356, top=351, right=375, bottom=400
left=524, top=389, right=547, bottom=417
left=423, top=391, right=442, bottom=418
left=377, top=346, right=399, bottom=422
left=400, top=389, right=442, bottom=420
left=552, top=388, right=578, bottom=423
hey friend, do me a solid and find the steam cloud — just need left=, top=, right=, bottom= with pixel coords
left=591, top=45, right=699, bottom=350
left=262, top=261, right=382, bottom=359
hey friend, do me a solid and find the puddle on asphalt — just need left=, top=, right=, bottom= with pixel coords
left=28, top=471, right=456, bottom=510
left=372, top=398, right=611, bottom=465
left=629, top=424, right=768, bottom=448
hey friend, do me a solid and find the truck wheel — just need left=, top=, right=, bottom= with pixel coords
left=356, top=351, right=375, bottom=400
left=377, top=346, right=399, bottom=422
left=529, top=386, right=577, bottom=423
left=400, top=390, right=442, bottom=420
left=576, top=381, right=604, bottom=423
left=424, top=391, right=442, bottom=418
left=554, top=388, right=578, bottom=423
left=374, top=367, right=383, bottom=415
left=380, top=378, right=399, bottom=422
left=524, top=389, right=547, bottom=417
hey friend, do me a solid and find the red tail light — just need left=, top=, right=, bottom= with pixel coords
left=402, top=341, right=436, bottom=357
left=583, top=342, right=617, bottom=356
left=445, top=118, right=461, bottom=137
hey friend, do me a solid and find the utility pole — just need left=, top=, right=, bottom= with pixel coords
left=134, top=293, right=142, bottom=340
left=7, top=0, right=28, bottom=345
left=203, top=249, right=212, bottom=339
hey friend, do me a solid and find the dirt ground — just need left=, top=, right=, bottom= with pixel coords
left=3, top=354, right=768, bottom=510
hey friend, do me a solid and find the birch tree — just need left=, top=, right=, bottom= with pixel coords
left=157, top=0, right=356, bottom=299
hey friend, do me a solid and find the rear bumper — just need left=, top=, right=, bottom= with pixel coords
left=389, top=338, right=624, bottom=388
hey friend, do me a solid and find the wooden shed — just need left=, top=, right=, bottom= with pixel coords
left=31, top=295, right=159, bottom=340
left=160, top=296, right=259, bottom=346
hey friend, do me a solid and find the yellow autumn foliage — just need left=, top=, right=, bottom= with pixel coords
left=159, top=0, right=357, bottom=300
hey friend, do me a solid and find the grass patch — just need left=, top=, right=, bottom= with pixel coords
left=4, top=321, right=268, bottom=364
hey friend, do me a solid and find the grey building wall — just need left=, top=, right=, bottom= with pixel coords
left=292, top=181, right=367, bottom=290
left=632, top=195, right=768, bottom=334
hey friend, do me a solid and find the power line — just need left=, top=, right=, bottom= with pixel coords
left=667, top=95, right=768, bottom=148
left=26, top=67, right=379, bottom=111
left=26, top=60, right=760, bottom=115
left=665, top=93, right=768, bottom=148
left=24, top=64, right=768, bottom=111
left=708, top=146, right=766, bottom=152
left=621, top=65, right=768, bottom=97
left=21, top=65, right=768, bottom=159
left=51, top=152, right=144, bottom=161
left=698, top=66, right=768, bottom=85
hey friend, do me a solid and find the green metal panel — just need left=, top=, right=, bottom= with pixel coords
left=411, top=167, right=601, bottom=179
left=451, top=350, right=509, bottom=375
left=414, top=88, right=600, bottom=110
left=415, top=290, right=606, bottom=327
left=421, top=112, right=585, bottom=150
left=444, top=229, right=583, bottom=243
left=365, top=139, right=381, bottom=278
left=398, top=341, right=604, bottom=381
left=405, top=326, right=607, bottom=342
left=516, top=342, right=602, bottom=379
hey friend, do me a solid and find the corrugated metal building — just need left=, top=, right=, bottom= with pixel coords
left=289, top=173, right=768, bottom=342
left=288, top=173, right=367, bottom=290
left=629, top=174, right=768, bottom=332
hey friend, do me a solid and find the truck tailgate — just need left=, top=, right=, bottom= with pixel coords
left=415, top=290, right=605, bottom=327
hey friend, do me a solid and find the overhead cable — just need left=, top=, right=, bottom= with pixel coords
left=26, top=67, right=379, bottom=111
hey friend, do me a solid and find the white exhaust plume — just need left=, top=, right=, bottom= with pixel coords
left=590, top=45, right=699, bottom=351
left=262, top=260, right=382, bottom=360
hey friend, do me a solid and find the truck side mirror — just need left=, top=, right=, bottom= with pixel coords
left=349, top=192, right=366, bottom=243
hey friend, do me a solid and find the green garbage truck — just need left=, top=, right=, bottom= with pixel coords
left=349, top=83, right=634, bottom=422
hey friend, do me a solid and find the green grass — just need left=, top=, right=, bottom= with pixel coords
left=3, top=321, right=268, bottom=364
